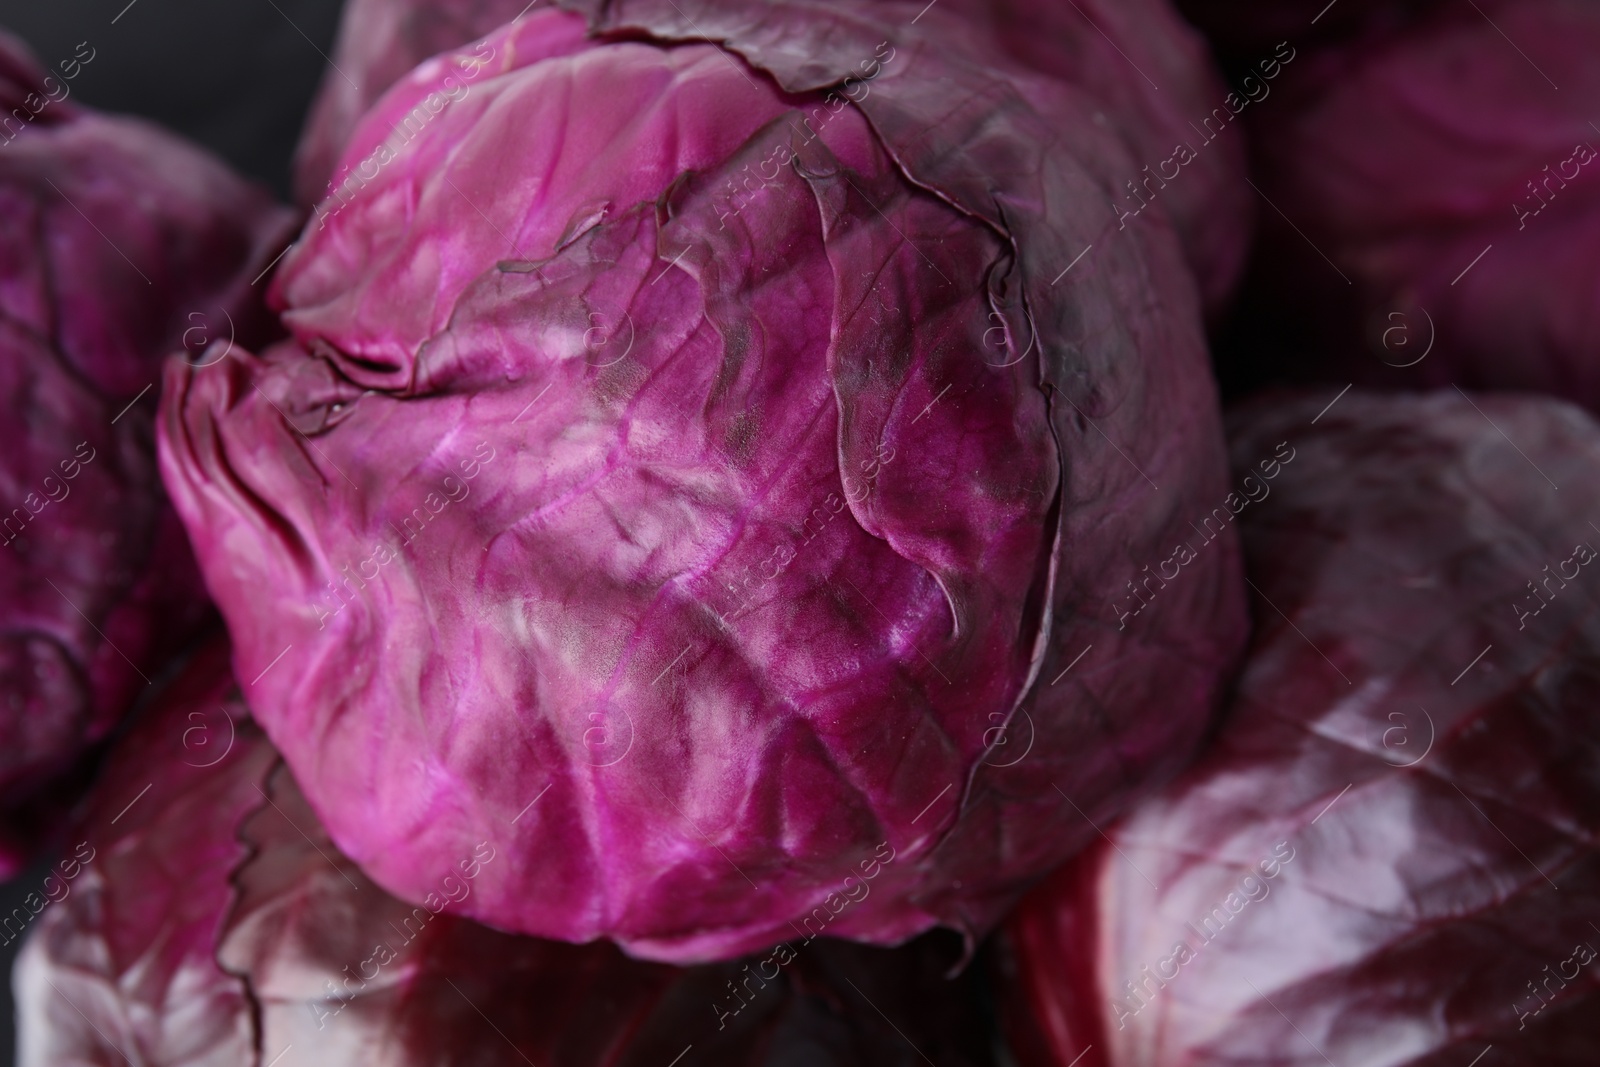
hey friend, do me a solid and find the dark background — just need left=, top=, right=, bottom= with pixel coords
left=0, top=1, right=346, bottom=1058
left=0, top=0, right=345, bottom=198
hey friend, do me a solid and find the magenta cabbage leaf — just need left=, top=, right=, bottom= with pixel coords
left=936, top=0, right=1254, bottom=316
left=16, top=637, right=996, bottom=1066
left=291, top=0, right=534, bottom=205
left=14, top=638, right=275, bottom=1065
left=1002, top=389, right=1600, bottom=1066
left=159, top=3, right=1246, bottom=961
left=0, top=30, right=294, bottom=876
left=292, top=0, right=1251, bottom=315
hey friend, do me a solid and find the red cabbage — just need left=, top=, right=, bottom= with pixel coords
left=0, top=30, right=294, bottom=876
left=1002, top=389, right=1600, bottom=1066
left=158, top=3, right=1246, bottom=961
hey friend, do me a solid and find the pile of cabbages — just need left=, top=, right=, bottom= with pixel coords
left=2, top=0, right=1596, bottom=1062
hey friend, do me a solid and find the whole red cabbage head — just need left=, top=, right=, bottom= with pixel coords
left=1224, top=0, right=1600, bottom=403
left=1002, top=389, right=1600, bottom=1067
left=159, top=1, right=1246, bottom=961
left=15, top=636, right=997, bottom=1067
left=0, top=30, right=295, bottom=876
